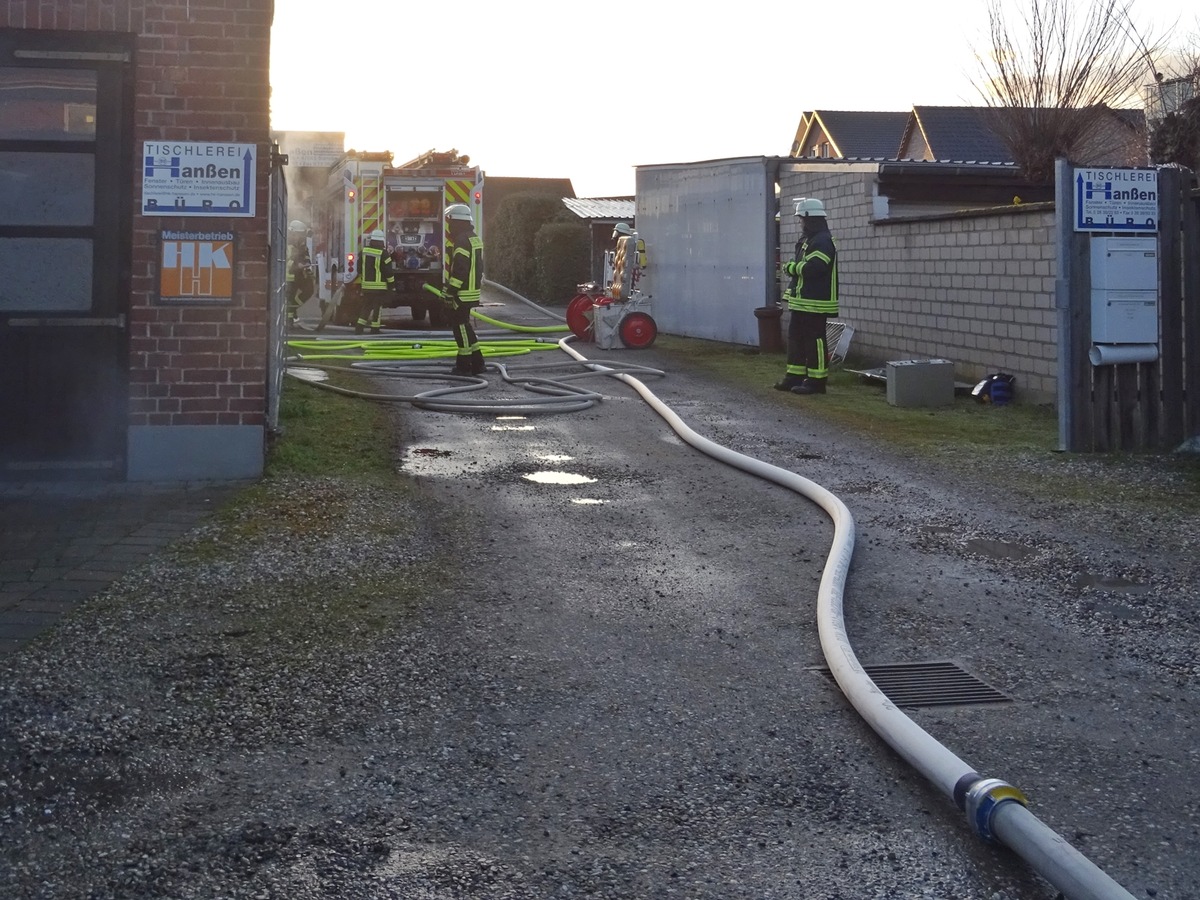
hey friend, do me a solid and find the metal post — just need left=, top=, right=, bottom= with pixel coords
left=1054, top=158, right=1073, bottom=451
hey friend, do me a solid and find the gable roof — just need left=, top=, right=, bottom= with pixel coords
left=801, top=110, right=911, bottom=159
left=902, top=106, right=1014, bottom=163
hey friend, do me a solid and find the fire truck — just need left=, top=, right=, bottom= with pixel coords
left=316, top=148, right=483, bottom=328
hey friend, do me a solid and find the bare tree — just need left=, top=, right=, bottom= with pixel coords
left=1141, top=17, right=1200, bottom=170
left=972, top=0, right=1162, bottom=183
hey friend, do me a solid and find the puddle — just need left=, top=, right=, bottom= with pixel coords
left=962, top=538, right=1035, bottom=560
left=491, top=425, right=536, bottom=431
left=571, top=498, right=607, bottom=505
left=1083, top=598, right=1144, bottom=620
left=523, top=471, right=597, bottom=485
left=1073, top=573, right=1152, bottom=594
left=536, top=454, right=575, bottom=463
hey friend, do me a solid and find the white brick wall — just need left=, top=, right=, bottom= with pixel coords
left=780, top=166, right=1058, bottom=403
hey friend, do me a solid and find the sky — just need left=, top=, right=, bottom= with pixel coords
left=268, top=0, right=1192, bottom=199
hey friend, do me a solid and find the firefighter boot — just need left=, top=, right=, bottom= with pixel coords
left=774, top=374, right=804, bottom=391
left=791, top=378, right=827, bottom=395
left=469, top=351, right=486, bottom=375
left=451, top=356, right=473, bottom=376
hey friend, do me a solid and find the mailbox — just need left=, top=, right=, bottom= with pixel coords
left=1090, top=236, right=1158, bottom=344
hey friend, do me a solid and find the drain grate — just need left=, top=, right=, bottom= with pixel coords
left=815, top=660, right=1013, bottom=708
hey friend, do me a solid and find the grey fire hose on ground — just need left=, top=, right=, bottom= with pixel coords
left=556, top=337, right=1137, bottom=900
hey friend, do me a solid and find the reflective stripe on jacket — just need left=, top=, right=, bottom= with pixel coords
left=447, top=235, right=484, bottom=303
left=783, top=229, right=838, bottom=315
left=360, top=246, right=392, bottom=291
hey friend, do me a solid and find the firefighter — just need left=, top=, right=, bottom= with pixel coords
left=285, top=220, right=314, bottom=325
left=443, top=203, right=485, bottom=375
left=775, top=197, right=838, bottom=395
left=355, top=229, right=395, bottom=335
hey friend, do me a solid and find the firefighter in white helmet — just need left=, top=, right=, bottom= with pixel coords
left=775, top=197, right=838, bottom=395
left=442, top=203, right=485, bottom=374
left=355, top=228, right=395, bottom=335
left=285, top=219, right=314, bottom=326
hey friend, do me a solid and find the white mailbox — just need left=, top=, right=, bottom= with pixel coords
left=1090, top=236, right=1158, bottom=344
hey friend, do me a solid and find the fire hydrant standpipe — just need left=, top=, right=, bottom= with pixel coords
left=556, top=337, right=1138, bottom=900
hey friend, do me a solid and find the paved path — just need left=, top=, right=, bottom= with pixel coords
left=0, top=482, right=245, bottom=656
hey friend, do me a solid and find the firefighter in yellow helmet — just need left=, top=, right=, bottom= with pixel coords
left=775, top=197, right=838, bottom=395
left=443, top=203, right=485, bottom=374
left=355, top=229, right=395, bottom=335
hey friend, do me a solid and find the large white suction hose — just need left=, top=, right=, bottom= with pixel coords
left=558, top=337, right=1137, bottom=900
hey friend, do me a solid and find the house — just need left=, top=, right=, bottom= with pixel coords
left=900, top=105, right=1147, bottom=168
left=793, top=110, right=911, bottom=160
left=899, top=106, right=1014, bottom=162
left=791, top=105, right=1148, bottom=171
left=2, top=2, right=274, bottom=482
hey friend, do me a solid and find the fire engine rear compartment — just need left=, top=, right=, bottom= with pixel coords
left=386, top=185, right=445, bottom=323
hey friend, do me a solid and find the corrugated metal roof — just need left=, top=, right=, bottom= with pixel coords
left=562, top=197, right=635, bottom=220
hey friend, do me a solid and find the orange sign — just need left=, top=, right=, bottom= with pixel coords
left=159, top=230, right=235, bottom=302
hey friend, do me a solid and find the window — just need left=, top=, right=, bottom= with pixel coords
left=0, top=67, right=97, bottom=312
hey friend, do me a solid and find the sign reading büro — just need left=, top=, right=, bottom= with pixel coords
left=142, top=142, right=256, bottom=217
left=1074, top=167, right=1158, bottom=233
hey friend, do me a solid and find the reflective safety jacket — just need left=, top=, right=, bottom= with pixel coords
left=783, top=228, right=838, bottom=315
left=286, top=240, right=310, bottom=283
left=359, top=245, right=394, bottom=291
left=447, top=233, right=484, bottom=303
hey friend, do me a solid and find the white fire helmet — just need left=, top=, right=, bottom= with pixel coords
left=368, top=229, right=385, bottom=242
left=288, top=219, right=308, bottom=233
left=793, top=197, right=827, bottom=218
left=444, top=203, right=474, bottom=222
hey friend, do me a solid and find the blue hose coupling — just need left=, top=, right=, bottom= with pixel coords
left=965, top=777, right=1029, bottom=843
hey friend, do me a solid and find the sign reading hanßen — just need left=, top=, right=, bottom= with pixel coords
left=1074, top=167, right=1158, bottom=233
left=142, top=142, right=256, bottom=217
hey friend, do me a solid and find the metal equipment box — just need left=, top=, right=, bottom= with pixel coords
left=886, top=359, right=955, bottom=408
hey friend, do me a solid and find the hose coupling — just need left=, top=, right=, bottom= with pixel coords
left=964, top=777, right=1029, bottom=843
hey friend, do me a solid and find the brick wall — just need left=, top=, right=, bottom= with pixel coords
left=4, top=0, right=273, bottom=434
left=780, top=163, right=1059, bottom=403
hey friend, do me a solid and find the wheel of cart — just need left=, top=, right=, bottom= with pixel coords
left=565, top=292, right=598, bottom=341
left=618, top=311, right=657, bottom=348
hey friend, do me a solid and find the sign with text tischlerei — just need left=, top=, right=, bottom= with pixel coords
left=1073, top=167, right=1158, bottom=233
left=142, top=141, right=256, bottom=217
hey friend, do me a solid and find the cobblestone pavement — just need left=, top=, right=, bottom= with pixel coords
left=0, top=482, right=245, bottom=656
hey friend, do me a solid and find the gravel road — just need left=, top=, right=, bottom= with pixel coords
left=2, top=315, right=1198, bottom=899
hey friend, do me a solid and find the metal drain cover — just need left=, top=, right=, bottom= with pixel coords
left=815, top=660, right=1012, bottom=708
